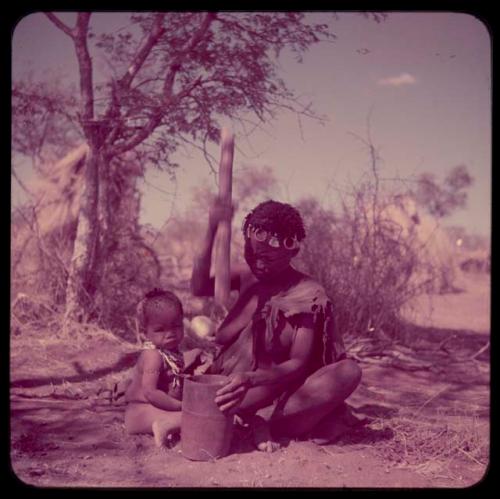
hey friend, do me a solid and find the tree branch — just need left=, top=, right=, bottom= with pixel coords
left=118, top=13, right=166, bottom=90
left=12, top=168, right=34, bottom=199
left=44, top=13, right=76, bottom=38
left=107, top=76, right=205, bottom=157
left=73, top=13, right=95, bottom=128
left=100, top=14, right=166, bottom=149
left=162, top=13, right=216, bottom=100
left=107, top=13, right=215, bottom=156
left=178, top=132, right=218, bottom=175
left=102, top=81, right=125, bottom=148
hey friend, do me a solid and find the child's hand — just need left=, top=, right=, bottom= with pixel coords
left=208, top=196, right=235, bottom=229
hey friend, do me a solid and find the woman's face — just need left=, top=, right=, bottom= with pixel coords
left=244, top=232, right=296, bottom=281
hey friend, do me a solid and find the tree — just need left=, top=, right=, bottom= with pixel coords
left=413, top=164, right=473, bottom=219
left=12, top=76, right=81, bottom=167
left=13, top=12, right=339, bottom=327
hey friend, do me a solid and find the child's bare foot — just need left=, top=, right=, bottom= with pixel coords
left=152, top=420, right=180, bottom=448
left=251, top=415, right=280, bottom=453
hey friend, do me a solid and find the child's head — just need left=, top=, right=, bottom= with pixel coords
left=141, top=288, right=184, bottom=350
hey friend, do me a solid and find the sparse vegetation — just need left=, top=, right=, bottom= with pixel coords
left=10, top=11, right=489, bottom=488
left=368, top=410, right=489, bottom=478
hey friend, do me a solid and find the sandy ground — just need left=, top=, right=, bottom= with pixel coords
left=10, top=272, right=490, bottom=489
left=402, top=272, right=490, bottom=333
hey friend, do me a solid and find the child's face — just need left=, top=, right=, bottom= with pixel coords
left=145, top=307, right=183, bottom=350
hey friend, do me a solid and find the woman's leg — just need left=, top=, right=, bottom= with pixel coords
left=269, top=359, right=362, bottom=439
left=235, top=384, right=289, bottom=453
left=238, top=383, right=287, bottom=414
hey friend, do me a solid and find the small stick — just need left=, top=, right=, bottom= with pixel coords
left=415, top=388, right=447, bottom=416
left=469, top=341, right=490, bottom=361
left=458, top=448, right=485, bottom=466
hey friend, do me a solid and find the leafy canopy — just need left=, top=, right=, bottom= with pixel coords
left=13, top=12, right=335, bottom=173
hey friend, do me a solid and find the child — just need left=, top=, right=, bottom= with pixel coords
left=124, top=288, right=186, bottom=447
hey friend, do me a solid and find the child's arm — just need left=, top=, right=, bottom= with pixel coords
left=141, top=350, right=182, bottom=411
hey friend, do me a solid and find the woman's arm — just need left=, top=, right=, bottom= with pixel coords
left=141, top=351, right=182, bottom=411
left=191, top=196, right=241, bottom=297
left=215, top=324, right=315, bottom=412
left=190, top=214, right=219, bottom=297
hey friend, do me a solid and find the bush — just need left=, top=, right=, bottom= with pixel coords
left=295, top=182, right=436, bottom=343
left=11, top=204, right=162, bottom=342
left=93, top=233, right=162, bottom=342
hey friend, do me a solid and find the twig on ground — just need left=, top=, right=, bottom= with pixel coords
left=415, top=388, right=448, bottom=417
left=436, top=335, right=457, bottom=352
left=458, top=448, right=486, bottom=467
left=11, top=311, right=24, bottom=329
left=318, top=446, right=337, bottom=457
left=469, top=341, right=490, bottom=361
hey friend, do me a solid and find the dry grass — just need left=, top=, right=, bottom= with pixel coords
left=367, top=409, right=489, bottom=479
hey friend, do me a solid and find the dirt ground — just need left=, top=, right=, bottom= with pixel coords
left=10, top=272, right=490, bottom=489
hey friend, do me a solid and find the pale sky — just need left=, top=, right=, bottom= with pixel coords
left=11, top=12, right=491, bottom=236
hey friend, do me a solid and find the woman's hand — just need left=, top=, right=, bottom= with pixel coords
left=214, top=373, right=252, bottom=413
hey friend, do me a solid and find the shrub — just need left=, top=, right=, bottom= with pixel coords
left=295, top=182, right=436, bottom=343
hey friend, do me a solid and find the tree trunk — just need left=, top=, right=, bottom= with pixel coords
left=63, top=146, right=101, bottom=328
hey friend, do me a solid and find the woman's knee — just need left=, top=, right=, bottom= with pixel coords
left=240, top=385, right=283, bottom=413
left=337, top=358, right=362, bottom=387
left=314, top=359, right=362, bottom=393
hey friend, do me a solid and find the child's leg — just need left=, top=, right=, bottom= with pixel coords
left=125, top=402, right=181, bottom=441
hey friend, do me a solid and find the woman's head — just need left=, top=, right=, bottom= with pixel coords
left=242, top=200, right=306, bottom=280
left=140, top=288, right=184, bottom=349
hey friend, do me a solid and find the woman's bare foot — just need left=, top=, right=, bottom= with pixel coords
left=152, top=420, right=180, bottom=448
left=251, top=415, right=280, bottom=453
left=310, top=403, right=368, bottom=445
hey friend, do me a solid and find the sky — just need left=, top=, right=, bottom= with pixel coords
left=11, top=12, right=492, bottom=237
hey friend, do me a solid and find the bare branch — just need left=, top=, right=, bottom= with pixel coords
left=106, top=113, right=162, bottom=157
left=36, top=110, right=53, bottom=156
left=102, top=80, right=126, bottom=148
left=142, top=178, right=176, bottom=198
left=178, top=133, right=218, bottom=176
left=151, top=176, right=178, bottom=246
left=107, top=13, right=215, bottom=156
left=73, top=13, right=95, bottom=125
left=162, top=13, right=216, bottom=100
left=12, top=168, right=34, bottom=199
left=119, top=13, right=166, bottom=90
left=44, top=12, right=76, bottom=38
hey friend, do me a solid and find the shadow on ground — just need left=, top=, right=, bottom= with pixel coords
left=11, top=352, right=139, bottom=389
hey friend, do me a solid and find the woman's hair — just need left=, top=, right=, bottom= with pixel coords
left=242, top=200, right=306, bottom=241
left=138, top=288, right=183, bottom=326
